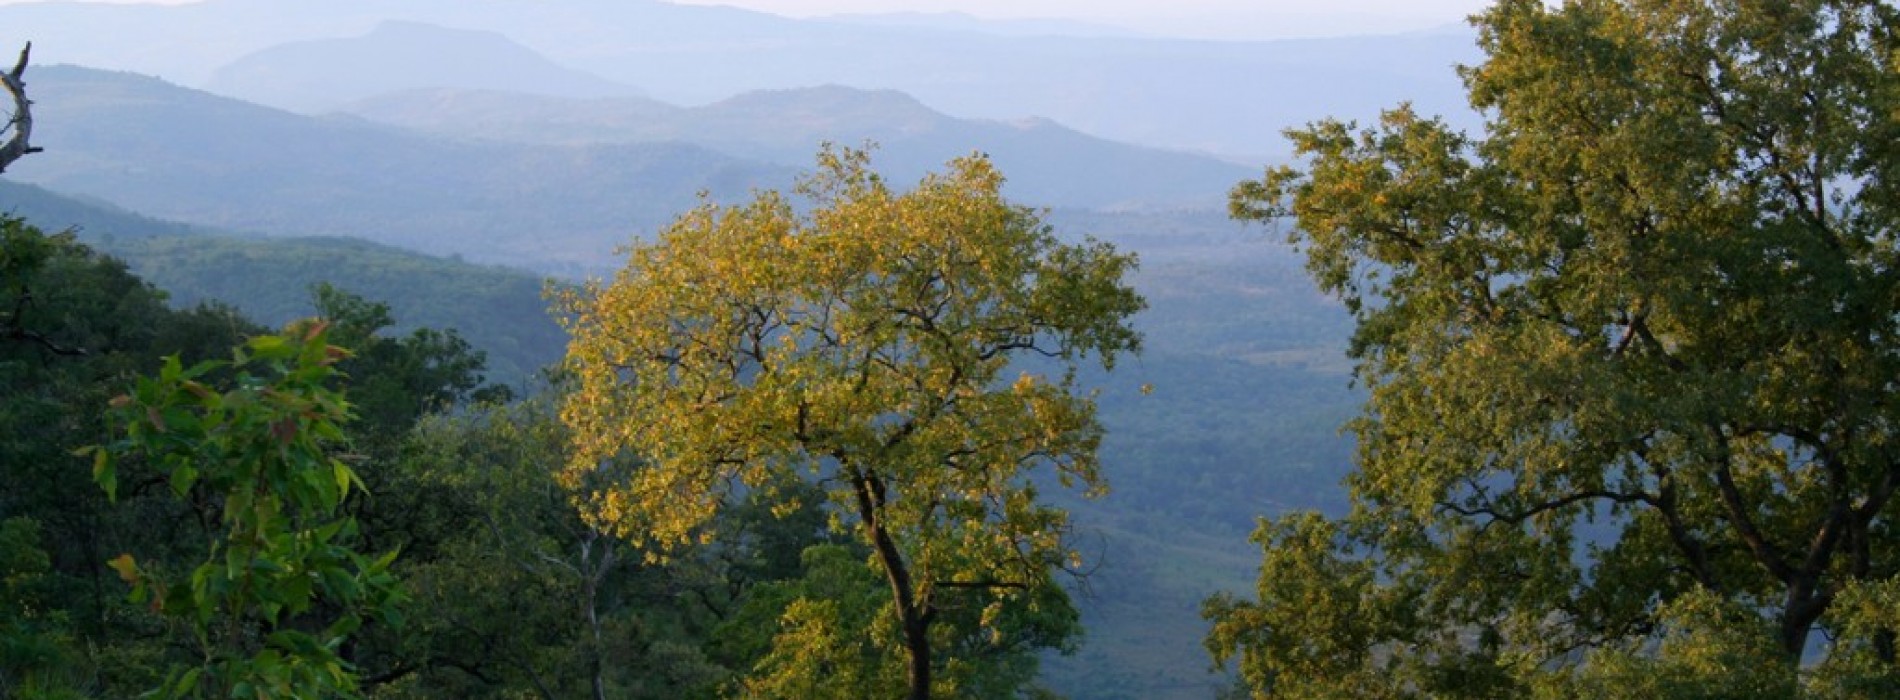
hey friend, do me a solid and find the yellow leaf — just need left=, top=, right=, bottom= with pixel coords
left=107, top=553, right=138, bottom=583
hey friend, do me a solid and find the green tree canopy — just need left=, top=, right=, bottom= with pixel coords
left=1209, top=0, right=1900, bottom=696
left=1, top=215, right=262, bottom=697
left=89, top=327, right=403, bottom=698
left=559, top=147, right=1143, bottom=699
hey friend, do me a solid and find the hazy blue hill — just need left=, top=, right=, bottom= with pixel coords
left=343, top=84, right=1254, bottom=208
left=691, top=87, right=1254, bottom=207
left=343, top=88, right=684, bottom=144
left=481, top=13, right=1483, bottom=159
left=6, top=65, right=791, bottom=270
left=0, top=0, right=1476, bottom=158
left=108, top=234, right=565, bottom=386
left=0, top=179, right=216, bottom=239
left=0, top=179, right=564, bottom=385
left=813, top=10, right=1150, bottom=38
left=11, top=63, right=1243, bottom=267
left=205, top=20, right=641, bottom=112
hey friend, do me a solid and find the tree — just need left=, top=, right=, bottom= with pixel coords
left=309, top=282, right=511, bottom=446
left=88, top=327, right=403, bottom=698
left=1, top=215, right=265, bottom=696
left=559, top=147, right=1143, bottom=699
left=1208, top=0, right=1900, bottom=695
left=375, top=394, right=725, bottom=700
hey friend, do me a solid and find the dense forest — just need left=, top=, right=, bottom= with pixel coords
left=5, top=205, right=1083, bottom=697
left=5, top=0, right=1900, bottom=698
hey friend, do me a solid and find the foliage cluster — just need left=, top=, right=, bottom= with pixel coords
left=558, top=147, right=1143, bottom=699
left=1207, top=0, right=1900, bottom=696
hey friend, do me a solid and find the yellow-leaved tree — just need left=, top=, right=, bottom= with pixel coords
left=557, top=147, right=1143, bottom=699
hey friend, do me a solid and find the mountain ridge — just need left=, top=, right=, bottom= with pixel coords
left=7, top=64, right=1252, bottom=273
left=6, top=64, right=790, bottom=271
left=338, top=80, right=1254, bottom=210
left=0, top=0, right=1480, bottom=158
left=205, top=19, right=643, bottom=112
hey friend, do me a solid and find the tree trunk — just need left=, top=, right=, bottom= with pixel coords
left=582, top=534, right=610, bottom=700
left=902, top=613, right=932, bottom=700
left=851, top=468, right=932, bottom=700
left=1779, top=578, right=1828, bottom=663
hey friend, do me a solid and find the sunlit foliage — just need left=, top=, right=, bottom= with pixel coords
left=1209, top=0, right=1900, bottom=696
left=559, top=147, right=1143, bottom=698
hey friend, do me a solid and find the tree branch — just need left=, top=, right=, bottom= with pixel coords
left=933, top=578, right=1032, bottom=592
left=2, top=326, right=90, bottom=356
left=1708, top=427, right=1796, bottom=583
left=1439, top=485, right=1652, bottom=529
left=0, top=42, right=41, bottom=173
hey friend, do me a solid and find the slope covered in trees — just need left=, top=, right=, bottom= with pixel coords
left=1, top=180, right=563, bottom=388
left=0, top=213, right=932, bottom=696
left=3, top=172, right=1364, bottom=695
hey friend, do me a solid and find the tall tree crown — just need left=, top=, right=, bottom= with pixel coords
left=1213, top=1, right=1900, bottom=695
left=560, top=147, right=1142, bottom=698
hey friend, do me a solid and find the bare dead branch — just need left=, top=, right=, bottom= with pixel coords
left=0, top=42, right=41, bottom=173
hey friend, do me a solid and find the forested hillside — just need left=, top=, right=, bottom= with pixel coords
left=2, top=174, right=1358, bottom=697
left=0, top=181, right=562, bottom=386
left=2, top=212, right=800, bottom=696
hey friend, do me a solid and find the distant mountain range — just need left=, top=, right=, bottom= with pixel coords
left=0, top=0, right=1482, bottom=158
left=206, top=20, right=642, bottom=112
left=8, top=65, right=789, bottom=270
left=4, top=64, right=1254, bottom=270
left=813, top=11, right=1151, bottom=39
left=340, top=83, right=1253, bottom=209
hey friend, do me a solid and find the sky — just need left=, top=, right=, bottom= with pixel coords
left=0, top=0, right=1496, bottom=41
left=667, top=0, right=1492, bottom=39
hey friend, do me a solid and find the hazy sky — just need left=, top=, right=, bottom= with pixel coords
left=0, top=0, right=1496, bottom=41
left=667, top=0, right=1492, bottom=39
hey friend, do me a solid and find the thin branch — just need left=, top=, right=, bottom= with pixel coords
left=3, top=326, right=90, bottom=356
left=932, top=579, right=1031, bottom=591
left=1438, top=487, right=1651, bottom=527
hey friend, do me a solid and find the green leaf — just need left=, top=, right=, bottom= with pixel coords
left=332, top=460, right=353, bottom=501
left=175, top=667, right=201, bottom=695
left=169, top=464, right=198, bottom=497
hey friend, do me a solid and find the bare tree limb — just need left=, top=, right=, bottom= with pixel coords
left=1, top=42, right=42, bottom=173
